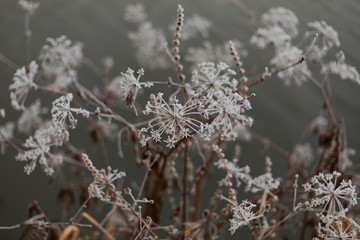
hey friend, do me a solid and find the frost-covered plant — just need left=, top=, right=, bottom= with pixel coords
left=9, top=61, right=38, bottom=110
left=1, top=1, right=360, bottom=240
left=139, top=93, right=204, bottom=148
left=303, top=171, right=357, bottom=213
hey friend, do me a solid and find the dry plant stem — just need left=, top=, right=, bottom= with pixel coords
left=136, top=168, right=152, bottom=204
left=248, top=46, right=268, bottom=79
left=0, top=53, right=19, bottom=70
left=246, top=56, right=305, bottom=87
left=230, top=0, right=258, bottom=29
left=0, top=130, right=23, bottom=153
left=39, top=86, right=68, bottom=95
left=182, top=145, right=189, bottom=238
left=77, top=212, right=115, bottom=240
left=204, top=214, right=232, bottom=240
left=0, top=214, right=45, bottom=230
left=82, top=57, right=109, bottom=85
left=191, top=140, right=222, bottom=222
left=24, top=12, right=31, bottom=66
left=305, top=73, right=337, bottom=125
left=69, top=197, right=90, bottom=223
left=59, top=225, right=79, bottom=240
left=250, top=131, right=290, bottom=159
left=92, top=121, right=109, bottom=172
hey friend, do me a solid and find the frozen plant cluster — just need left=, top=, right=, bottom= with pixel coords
left=0, top=1, right=359, bottom=239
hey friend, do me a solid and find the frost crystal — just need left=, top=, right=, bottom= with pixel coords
left=303, top=171, right=358, bottom=213
left=139, top=93, right=204, bottom=148
left=271, top=46, right=311, bottom=86
left=51, top=93, right=90, bottom=130
left=229, top=200, right=260, bottom=234
left=9, top=61, right=38, bottom=110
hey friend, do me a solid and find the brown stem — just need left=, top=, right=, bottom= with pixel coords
left=181, top=145, right=188, bottom=238
left=0, top=53, right=19, bottom=70
left=191, top=140, right=222, bottom=222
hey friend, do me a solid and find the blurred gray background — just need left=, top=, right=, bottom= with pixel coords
left=0, top=0, right=359, bottom=239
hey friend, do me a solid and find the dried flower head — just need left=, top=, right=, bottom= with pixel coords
left=139, top=93, right=204, bottom=148
left=9, top=61, right=38, bottom=110
left=303, top=171, right=358, bottom=213
left=261, top=7, right=299, bottom=37
left=18, top=0, right=39, bottom=15
left=322, top=51, right=360, bottom=85
left=51, top=93, right=90, bottom=130
left=0, top=122, right=15, bottom=154
left=124, top=3, right=147, bottom=23
left=271, top=46, right=311, bottom=86
left=307, top=20, right=340, bottom=49
left=229, top=200, right=261, bottom=234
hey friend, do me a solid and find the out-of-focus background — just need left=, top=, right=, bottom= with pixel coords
left=0, top=0, right=359, bottom=239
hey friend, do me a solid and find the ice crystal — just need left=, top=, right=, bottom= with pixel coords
left=139, top=93, right=204, bottom=148
left=303, top=171, right=357, bottom=213
left=9, top=61, right=38, bottom=110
